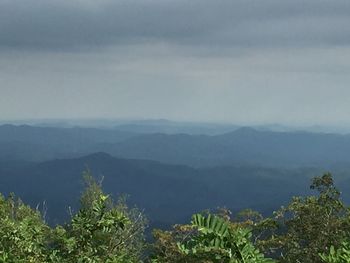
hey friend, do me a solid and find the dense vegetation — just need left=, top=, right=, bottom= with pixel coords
left=0, top=171, right=349, bottom=262
left=0, top=152, right=315, bottom=228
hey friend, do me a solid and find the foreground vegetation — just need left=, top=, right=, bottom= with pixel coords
left=0, top=172, right=349, bottom=262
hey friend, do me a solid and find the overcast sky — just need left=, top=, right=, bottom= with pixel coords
left=1, top=0, right=350, bottom=125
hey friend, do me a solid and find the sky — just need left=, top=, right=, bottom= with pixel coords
left=1, top=0, right=350, bottom=125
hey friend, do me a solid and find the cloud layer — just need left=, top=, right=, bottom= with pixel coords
left=1, top=0, right=350, bottom=51
left=1, top=0, right=350, bottom=125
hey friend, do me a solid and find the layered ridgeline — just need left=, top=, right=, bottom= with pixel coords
left=2, top=124, right=350, bottom=227
left=2, top=124, right=350, bottom=168
left=0, top=124, right=137, bottom=161
left=0, top=152, right=311, bottom=227
left=2, top=124, right=350, bottom=261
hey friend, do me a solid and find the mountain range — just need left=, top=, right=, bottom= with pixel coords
left=1, top=124, right=350, bottom=228
left=2, top=124, right=350, bottom=169
left=0, top=152, right=313, bottom=227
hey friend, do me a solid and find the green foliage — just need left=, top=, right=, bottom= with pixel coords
left=2, top=171, right=350, bottom=263
left=152, top=213, right=275, bottom=263
left=178, top=213, right=231, bottom=260
left=0, top=193, right=49, bottom=263
left=0, top=171, right=147, bottom=263
left=50, top=172, right=147, bottom=263
left=249, top=173, right=350, bottom=263
left=320, top=242, right=350, bottom=263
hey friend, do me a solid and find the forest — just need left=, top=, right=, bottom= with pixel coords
left=0, top=171, right=348, bottom=263
left=2, top=0, right=348, bottom=261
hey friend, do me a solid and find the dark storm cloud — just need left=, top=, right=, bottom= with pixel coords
left=1, top=0, right=350, bottom=51
left=1, top=0, right=350, bottom=125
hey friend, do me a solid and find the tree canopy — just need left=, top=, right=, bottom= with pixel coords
left=0, top=172, right=350, bottom=262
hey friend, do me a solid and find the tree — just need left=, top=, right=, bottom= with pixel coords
left=49, top=171, right=147, bottom=262
left=2, top=171, right=350, bottom=262
left=151, top=213, right=275, bottom=263
left=0, top=193, right=49, bottom=263
left=320, top=242, right=350, bottom=263
left=0, top=171, right=147, bottom=263
left=257, top=173, right=350, bottom=263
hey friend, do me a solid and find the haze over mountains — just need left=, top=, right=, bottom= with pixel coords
left=0, top=152, right=312, bottom=226
left=2, top=123, right=350, bottom=168
left=1, top=121, right=350, bottom=227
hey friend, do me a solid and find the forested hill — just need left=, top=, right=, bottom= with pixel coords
left=0, top=152, right=312, bottom=227
left=1, top=125, right=350, bottom=261
left=3, top=124, right=350, bottom=227
left=0, top=124, right=137, bottom=161
left=2, top=124, right=350, bottom=169
left=107, top=127, right=350, bottom=167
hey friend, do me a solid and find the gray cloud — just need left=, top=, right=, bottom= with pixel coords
left=1, top=0, right=350, bottom=51
left=1, top=0, right=350, bottom=125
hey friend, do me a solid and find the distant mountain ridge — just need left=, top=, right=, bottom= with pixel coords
left=2, top=125, right=350, bottom=168
left=0, top=124, right=137, bottom=161
left=105, top=127, right=350, bottom=168
left=0, top=152, right=314, bottom=227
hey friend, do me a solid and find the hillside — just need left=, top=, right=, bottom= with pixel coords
left=0, top=153, right=313, bottom=227
left=0, top=124, right=137, bottom=161
left=105, top=127, right=350, bottom=168
left=3, top=125, right=350, bottom=169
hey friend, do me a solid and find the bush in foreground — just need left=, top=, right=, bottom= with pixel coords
left=1, top=172, right=350, bottom=262
left=0, top=172, right=147, bottom=263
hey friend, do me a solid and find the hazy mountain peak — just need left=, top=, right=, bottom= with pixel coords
left=78, top=152, right=114, bottom=161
